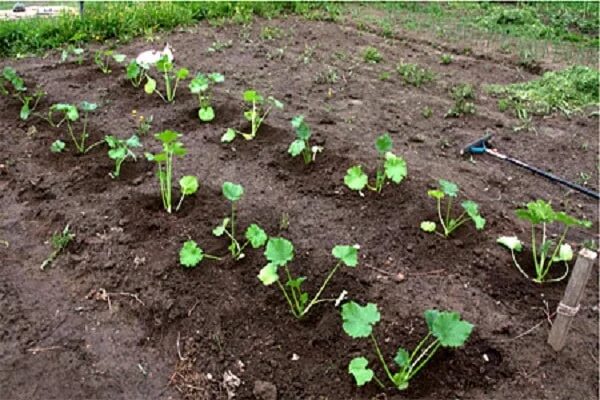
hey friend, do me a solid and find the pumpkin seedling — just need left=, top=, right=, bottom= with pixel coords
left=212, top=182, right=268, bottom=260
left=189, top=72, right=225, bottom=122
left=41, top=224, right=75, bottom=270
left=258, top=237, right=359, bottom=319
left=421, top=179, right=485, bottom=237
left=144, top=55, right=189, bottom=103
left=344, top=133, right=407, bottom=195
left=105, top=134, right=142, bottom=178
left=1, top=66, right=45, bottom=120
left=288, top=115, right=323, bottom=164
left=50, top=140, right=66, bottom=153
left=60, top=45, right=84, bottom=64
left=94, top=49, right=126, bottom=74
left=50, top=101, right=99, bottom=153
left=342, top=302, right=473, bottom=391
left=222, top=89, right=283, bottom=143
left=497, top=199, right=591, bottom=283
left=126, top=60, right=146, bottom=88
left=179, top=240, right=221, bottom=268
left=145, top=130, right=189, bottom=213
left=175, top=176, right=199, bottom=212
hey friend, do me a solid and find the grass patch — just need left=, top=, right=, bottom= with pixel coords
left=0, top=1, right=340, bottom=57
left=396, top=61, right=434, bottom=87
left=486, top=66, right=600, bottom=116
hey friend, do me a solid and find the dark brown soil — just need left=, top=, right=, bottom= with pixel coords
left=1, top=15, right=598, bottom=400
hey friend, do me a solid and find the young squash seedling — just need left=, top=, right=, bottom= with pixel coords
left=176, top=176, right=199, bottom=212
left=94, top=49, right=126, bottom=74
left=446, top=83, right=475, bottom=117
left=105, top=134, right=142, bottom=178
left=144, top=55, right=189, bottom=103
left=50, top=101, right=99, bottom=154
left=222, top=89, right=283, bottom=143
left=189, top=72, right=225, bottom=122
left=1, top=66, right=45, bottom=120
left=258, top=237, right=359, bottom=319
left=50, top=140, right=66, bottom=153
left=497, top=199, right=591, bottom=283
left=126, top=60, right=146, bottom=88
left=420, top=179, right=485, bottom=237
left=344, top=133, right=407, bottom=195
left=60, top=45, right=85, bottom=64
left=179, top=240, right=222, bottom=268
left=342, top=302, right=473, bottom=391
left=145, top=130, right=192, bottom=213
left=288, top=115, right=323, bottom=164
left=212, top=182, right=268, bottom=260
left=41, top=224, right=75, bottom=270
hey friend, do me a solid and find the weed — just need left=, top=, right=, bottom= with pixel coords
left=261, top=26, right=283, bottom=40
left=445, top=83, right=476, bottom=117
left=378, top=71, right=391, bottom=81
left=314, top=67, right=339, bottom=85
left=208, top=39, right=233, bottom=53
left=363, top=47, right=383, bottom=63
left=60, top=45, right=84, bottom=64
left=41, top=225, right=75, bottom=270
left=136, top=114, right=153, bottom=136
left=440, top=54, right=453, bottom=64
left=396, top=62, right=434, bottom=87
left=94, top=49, right=126, bottom=74
left=422, top=106, right=433, bottom=118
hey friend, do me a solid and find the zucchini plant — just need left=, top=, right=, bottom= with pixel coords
left=105, top=134, right=142, bottom=178
left=49, top=101, right=99, bottom=154
left=94, top=49, right=126, bottom=74
left=344, top=133, right=407, bottom=194
left=420, top=179, right=485, bottom=237
left=1, top=66, right=45, bottom=120
left=222, top=89, right=283, bottom=142
left=189, top=72, right=225, bottom=122
left=126, top=60, right=146, bottom=88
left=212, top=182, right=268, bottom=260
left=342, top=302, right=473, bottom=391
left=144, top=55, right=189, bottom=103
left=179, top=240, right=221, bottom=268
left=288, top=115, right=322, bottom=164
left=497, top=199, right=591, bottom=283
left=258, top=237, right=359, bottom=319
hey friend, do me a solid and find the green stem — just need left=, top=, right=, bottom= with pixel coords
left=276, top=280, right=299, bottom=318
left=539, top=226, right=570, bottom=282
left=66, top=121, right=83, bottom=153
left=372, top=373, right=386, bottom=389
left=175, top=194, right=186, bottom=212
left=370, top=333, right=395, bottom=383
left=445, top=197, right=452, bottom=227
left=301, top=261, right=342, bottom=317
left=204, top=253, right=222, bottom=261
left=531, top=225, right=539, bottom=279
left=436, top=198, right=447, bottom=236
left=284, top=265, right=301, bottom=314
left=408, top=340, right=441, bottom=380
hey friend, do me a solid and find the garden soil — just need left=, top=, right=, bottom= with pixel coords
left=1, top=16, right=598, bottom=400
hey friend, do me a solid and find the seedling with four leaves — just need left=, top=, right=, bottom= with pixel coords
left=1, top=66, right=45, bottom=120
left=497, top=199, right=591, bottom=283
left=344, top=133, right=407, bottom=194
left=288, top=115, right=323, bottom=164
left=189, top=72, right=225, bottom=122
left=144, top=55, right=189, bottom=103
left=105, top=134, right=142, bottom=178
left=49, top=101, right=99, bottom=154
left=420, top=179, right=485, bottom=237
left=222, top=89, right=283, bottom=142
left=212, top=182, right=268, bottom=260
left=94, top=49, right=126, bottom=74
left=258, top=237, right=359, bottom=319
left=342, top=302, right=473, bottom=390
left=145, top=130, right=195, bottom=213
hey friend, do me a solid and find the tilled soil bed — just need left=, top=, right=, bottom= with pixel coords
left=1, top=16, right=598, bottom=400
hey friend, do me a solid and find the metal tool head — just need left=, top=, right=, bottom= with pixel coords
left=461, top=132, right=494, bottom=156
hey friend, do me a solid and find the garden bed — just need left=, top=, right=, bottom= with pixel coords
left=0, top=15, right=598, bottom=400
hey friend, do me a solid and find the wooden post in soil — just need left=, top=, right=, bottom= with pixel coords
left=547, top=248, right=597, bottom=351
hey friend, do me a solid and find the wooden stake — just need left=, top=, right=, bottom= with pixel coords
left=547, top=248, right=597, bottom=351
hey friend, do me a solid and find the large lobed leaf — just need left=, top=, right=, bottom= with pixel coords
left=384, top=153, right=407, bottom=183
left=425, top=309, right=473, bottom=347
left=348, top=357, right=374, bottom=386
left=341, top=301, right=380, bottom=338
left=264, top=237, right=294, bottom=266
left=179, top=240, right=204, bottom=268
left=222, top=181, right=244, bottom=202
left=332, top=244, right=359, bottom=267
left=344, top=165, right=368, bottom=191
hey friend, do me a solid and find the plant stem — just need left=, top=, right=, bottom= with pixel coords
left=175, top=194, right=186, bottom=212
left=204, top=254, right=222, bottom=261
left=372, top=374, right=386, bottom=389
left=284, top=265, right=301, bottom=313
left=531, top=225, right=539, bottom=279
left=370, top=333, right=395, bottom=383
left=276, top=280, right=299, bottom=318
left=436, top=198, right=447, bottom=236
left=301, top=261, right=342, bottom=317
left=408, top=340, right=441, bottom=380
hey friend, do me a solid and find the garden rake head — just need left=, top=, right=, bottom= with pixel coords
left=460, top=132, right=494, bottom=156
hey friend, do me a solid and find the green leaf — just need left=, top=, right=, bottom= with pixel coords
left=516, top=199, right=556, bottom=225
left=112, top=53, right=126, bottom=63
left=258, top=262, right=279, bottom=285
left=243, top=89, right=262, bottom=103
left=53, top=103, right=79, bottom=121
left=179, top=176, right=199, bottom=196
left=126, top=60, right=141, bottom=78
left=424, top=309, right=441, bottom=331
left=108, top=147, right=126, bottom=160
left=439, top=179, right=459, bottom=197
left=393, top=347, right=410, bottom=368
left=245, top=224, right=268, bottom=248
left=344, top=165, right=368, bottom=191
left=144, top=77, right=157, bottom=94
left=427, top=189, right=444, bottom=200
left=420, top=221, right=436, bottom=232
left=156, top=55, right=172, bottom=72
left=497, top=236, right=523, bottom=252
left=198, top=106, right=215, bottom=121
left=221, top=128, right=236, bottom=143
left=179, top=240, right=204, bottom=268
left=125, top=135, right=141, bottom=148
left=176, top=68, right=190, bottom=80
left=553, top=243, right=574, bottom=262
left=291, top=115, right=311, bottom=140
left=155, top=129, right=180, bottom=144
left=79, top=101, right=97, bottom=112
left=222, top=181, right=244, bottom=202
left=341, top=301, right=380, bottom=338
left=171, top=142, right=187, bottom=156
left=209, top=72, right=225, bottom=83
left=212, top=218, right=230, bottom=237
left=20, top=102, right=30, bottom=120
left=461, top=200, right=485, bottom=230
left=50, top=140, right=65, bottom=153
left=288, top=139, right=306, bottom=157
left=375, top=133, right=393, bottom=154
left=384, top=153, right=407, bottom=183
left=189, top=73, right=210, bottom=93
left=348, top=357, right=374, bottom=386
left=264, top=237, right=294, bottom=266
left=554, top=211, right=592, bottom=228
left=430, top=310, right=474, bottom=347
left=332, top=244, right=359, bottom=267
left=268, top=96, right=283, bottom=109
left=286, top=276, right=306, bottom=290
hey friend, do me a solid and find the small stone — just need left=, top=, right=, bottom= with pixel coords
left=132, top=175, right=144, bottom=185
left=253, top=380, right=277, bottom=400
left=406, top=243, right=414, bottom=252
left=394, top=272, right=405, bottom=282
left=408, top=134, right=425, bottom=143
